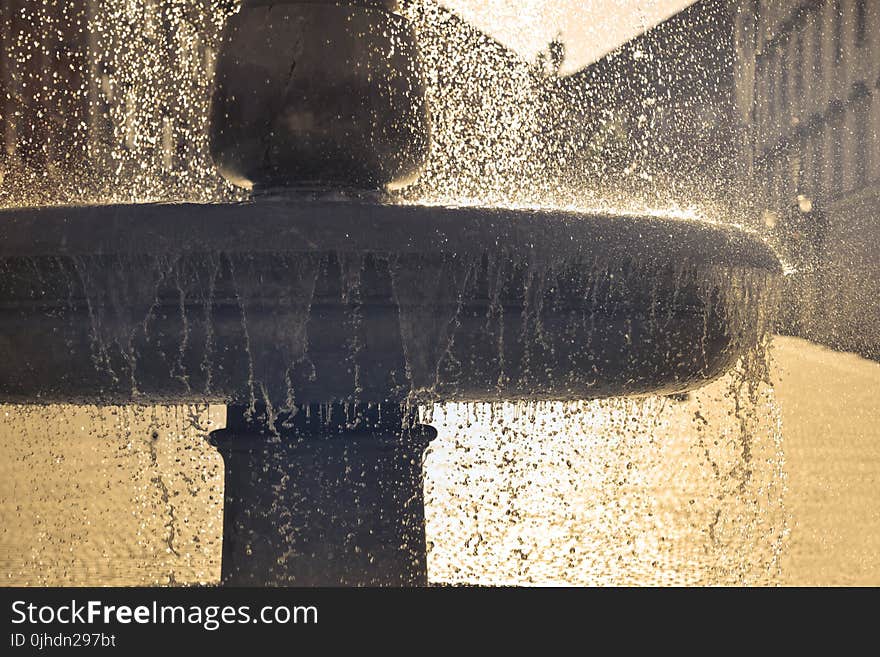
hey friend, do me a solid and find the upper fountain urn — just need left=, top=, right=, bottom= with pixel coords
left=209, top=0, right=430, bottom=192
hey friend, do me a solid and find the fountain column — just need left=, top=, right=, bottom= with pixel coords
left=210, top=405, right=436, bottom=586
left=206, top=0, right=434, bottom=586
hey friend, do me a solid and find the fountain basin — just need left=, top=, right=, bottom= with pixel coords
left=0, top=198, right=779, bottom=407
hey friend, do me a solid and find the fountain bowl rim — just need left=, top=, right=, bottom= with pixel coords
left=0, top=198, right=781, bottom=274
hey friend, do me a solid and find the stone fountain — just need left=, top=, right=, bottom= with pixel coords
left=0, top=0, right=780, bottom=586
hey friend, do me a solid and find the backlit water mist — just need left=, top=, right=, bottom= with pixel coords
left=0, top=0, right=742, bottom=216
left=0, top=0, right=803, bottom=585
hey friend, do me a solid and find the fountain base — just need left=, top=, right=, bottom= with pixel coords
left=208, top=404, right=436, bottom=586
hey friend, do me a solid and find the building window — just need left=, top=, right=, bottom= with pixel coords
left=833, top=0, right=843, bottom=65
left=831, top=112, right=844, bottom=195
left=767, top=158, right=776, bottom=206
left=809, top=11, right=823, bottom=113
left=772, top=154, right=781, bottom=206
left=780, top=45, right=789, bottom=115
left=795, top=27, right=804, bottom=92
left=874, top=86, right=880, bottom=182
left=855, top=94, right=870, bottom=187
left=781, top=151, right=793, bottom=204
left=756, top=58, right=766, bottom=129
left=811, top=126, right=824, bottom=196
left=856, top=0, right=867, bottom=46
left=793, top=141, right=805, bottom=193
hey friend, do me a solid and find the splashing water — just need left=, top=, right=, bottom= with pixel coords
left=0, top=404, right=224, bottom=585
left=424, top=372, right=787, bottom=585
left=2, top=0, right=745, bottom=218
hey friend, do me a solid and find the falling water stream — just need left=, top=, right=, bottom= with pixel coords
left=0, top=0, right=793, bottom=585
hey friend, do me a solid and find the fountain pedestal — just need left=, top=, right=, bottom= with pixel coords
left=209, top=404, right=435, bottom=586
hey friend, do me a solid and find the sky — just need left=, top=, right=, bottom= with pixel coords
left=440, top=0, right=697, bottom=74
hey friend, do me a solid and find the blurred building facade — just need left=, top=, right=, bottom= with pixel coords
left=548, top=0, right=739, bottom=204
left=0, top=0, right=92, bottom=180
left=729, top=0, right=880, bottom=357
left=0, top=0, right=223, bottom=204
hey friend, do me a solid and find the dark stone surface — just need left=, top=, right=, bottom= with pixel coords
left=0, top=200, right=781, bottom=406
left=210, top=3, right=429, bottom=191
left=210, top=404, right=435, bottom=586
